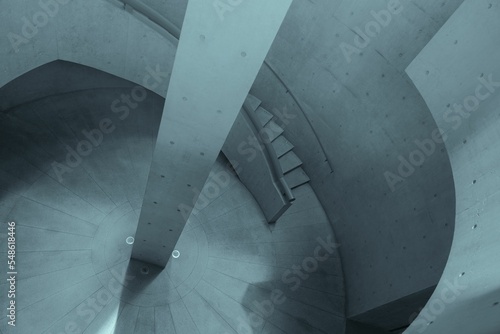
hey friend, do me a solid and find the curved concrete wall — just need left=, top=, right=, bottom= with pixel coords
left=0, top=60, right=135, bottom=111
left=249, top=0, right=462, bottom=327
left=0, top=0, right=480, bottom=331
left=128, top=9, right=465, bottom=322
left=0, top=62, right=345, bottom=333
left=406, top=1, right=500, bottom=333
left=0, top=0, right=176, bottom=97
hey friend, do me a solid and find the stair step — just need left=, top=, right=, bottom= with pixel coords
left=279, top=150, right=302, bottom=174
left=255, top=106, right=274, bottom=127
left=284, top=167, right=310, bottom=189
left=272, top=135, right=294, bottom=158
left=262, top=120, right=284, bottom=142
left=245, top=94, right=262, bottom=112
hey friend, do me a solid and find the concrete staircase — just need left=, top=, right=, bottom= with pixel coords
left=245, top=93, right=311, bottom=210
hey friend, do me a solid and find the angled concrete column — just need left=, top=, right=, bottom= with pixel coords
left=132, top=0, right=293, bottom=267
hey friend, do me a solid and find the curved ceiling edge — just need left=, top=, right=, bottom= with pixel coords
left=0, top=0, right=176, bottom=97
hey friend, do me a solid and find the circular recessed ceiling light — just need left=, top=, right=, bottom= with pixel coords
left=172, top=250, right=181, bottom=258
left=126, top=236, right=135, bottom=245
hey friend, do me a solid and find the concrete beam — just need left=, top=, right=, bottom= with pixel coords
left=132, top=0, right=293, bottom=267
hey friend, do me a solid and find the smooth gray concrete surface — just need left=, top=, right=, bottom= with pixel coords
left=2, top=0, right=499, bottom=333
left=132, top=0, right=293, bottom=267
left=0, top=0, right=177, bottom=97
left=0, top=62, right=345, bottom=333
left=140, top=0, right=188, bottom=31
left=405, top=1, right=500, bottom=333
left=248, top=0, right=462, bottom=326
